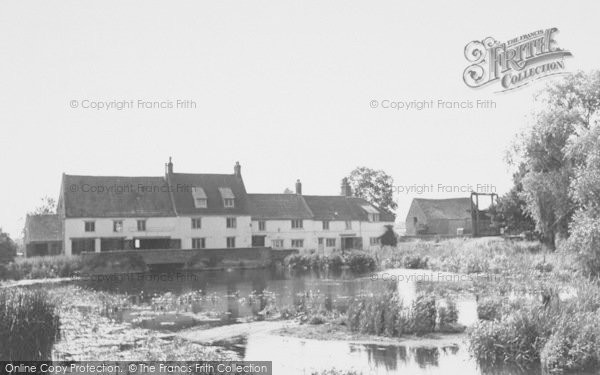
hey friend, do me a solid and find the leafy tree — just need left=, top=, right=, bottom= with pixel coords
left=0, top=229, right=17, bottom=264
left=283, top=188, right=293, bottom=194
left=30, top=196, right=56, bottom=215
left=510, top=71, right=600, bottom=248
left=496, top=164, right=536, bottom=235
left=346, top=167, right=397, bottom=213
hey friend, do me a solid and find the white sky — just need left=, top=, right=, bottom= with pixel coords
left=1, top=0, right=599, bottom=238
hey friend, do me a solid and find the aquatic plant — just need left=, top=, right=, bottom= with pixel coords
left=0, top=288, right=60, bottom=360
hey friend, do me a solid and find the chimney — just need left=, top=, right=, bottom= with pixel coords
left=295, top=179, right=302, bottom=195
left=340, top=177, right=352, bottom=197
left=166, top=157, right=173, bottom=175
left=234, top=161, right=241, bottom=177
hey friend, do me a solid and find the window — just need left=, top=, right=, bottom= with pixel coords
left=318, top=238, right=324, bottom=245
left=370, top=237, right=381, bottom=245
left=192, top=238, right=206, bottom=249
left=291, top=239, right=304, bottom=248
left=322, top=220, right=330, bottom=230
left=219, top=187, right=235, bottom=208
left=345, top=221, right=352, bottom=230
left=326, top=238, right=336, bottom=247
left=369, top=213, right=380, bottom=222
left=191, top=218, right=202, bottom=229
left=113, top=220, right=123, bottom=233
left=192, top=187, right=207, bottom=208
left=272, top=239, right=284, bottom=248
left=137, top=220, right=146, bottom=231
left=71, top=238, right=95, bottom=254
left=195, top=198, right=207, bottom=208
left=226, top=237, right=236, bottom=248
left=226, top=217, right=237, bottom=228
left=291, top=219, right=303, bottom=229
left=258, top=220, right=266, bottom=231
left=84, top=221, right=95, bottom=232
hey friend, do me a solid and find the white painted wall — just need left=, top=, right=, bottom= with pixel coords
left=251, top=219, right=392, bottom=253
left=64, top=215, right=252, bottom=255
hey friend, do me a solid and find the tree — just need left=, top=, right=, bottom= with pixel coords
left=283, top=188, right=293, bottom=194
left=509, top=71, right=600, bottom=249
left=495, top=164, right=536, bottom=235
left=30, top=196, right=57, bottom=215
left=346, top=167, right=397, bottom=212
left=0, top=229, right=17, bottom=264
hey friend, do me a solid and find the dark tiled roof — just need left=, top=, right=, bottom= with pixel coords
left=303, top=196, right=395, bottom=221
left=25, top=214, right=61, bottom=242
left=413, top=198, right=472, bottom=220
left=62, top=175, right=175, bottom=217
left=168, top=173, right=249, bottom=215
left=247, top=194, right=313, bottom=220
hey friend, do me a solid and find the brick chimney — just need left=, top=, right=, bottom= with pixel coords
left=295, top=179, right=302, bottom=195
left=165, top=157, right=174, bottom=175
left=340, top=177, right=352, bottom=197
left=234, top=161, right=241, bottom=177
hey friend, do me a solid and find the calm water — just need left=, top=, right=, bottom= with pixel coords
left=72, top=268, right=545, bottom=375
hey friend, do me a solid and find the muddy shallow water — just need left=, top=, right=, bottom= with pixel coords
left=50, top=267, right=543, bottom=374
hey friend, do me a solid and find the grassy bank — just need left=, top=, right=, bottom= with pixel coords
left=375, top=238, right=600, bottom=373
left=0, top=253, right=147, bottom=281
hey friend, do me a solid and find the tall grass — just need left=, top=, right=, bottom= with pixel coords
left=468, top=279, right=600, bottom=372
left=285, top=251, right=375, bottom=273
left=0, top=288, right=61, bottom=360
left=346, top=291, right=463, bottom=337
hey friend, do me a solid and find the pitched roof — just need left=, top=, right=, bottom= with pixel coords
left=62, top=175, right=175, bottom=218
left=303, top=196, right=395, bottom=221
left=247, top=194, right=314, bottom=220
left=25, top=214, right=61, bottom=243
left=413, top=198, right=472, bottom=220
left=168, top=173, right=249, bottom=215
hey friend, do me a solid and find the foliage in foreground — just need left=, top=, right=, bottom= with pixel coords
left=285, top=251, right=376, bottom=273
left=0, top=253, right=147, bottom=281
left=0, top=288, right=60, bottom=360
left=346, top=291, right=463, bottom=337
left=468, top=280, right=600, bottom=373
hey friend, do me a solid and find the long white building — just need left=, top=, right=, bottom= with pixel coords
left=25, top=159, right=395, bottom=256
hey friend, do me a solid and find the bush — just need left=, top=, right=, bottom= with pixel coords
left=403, top=254, right=429, bottom=269
left=346, top=252, right=376, bottom=273
left=541, top=312, right=600, bottom=373
left=0, top=288, right=60, bottom=360
left=563, top=211, right=600, bottom=277
left=2, top=255, right=84, bottom=280
left=477, top=298, right=504, bottom=321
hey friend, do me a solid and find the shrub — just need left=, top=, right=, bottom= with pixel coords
left=3, top=255, right=84, bottom=280
left=563, top=211, right=600, bottom=277
left=0, top=288, right=60, bottom=360
left=346, top=252, right=376, bottom=273
left=410, top=295, right=437, bottom=335
left=468, top=302, right=557, bottom=365
left=403, top=254, right=429, bottom=269
left=477, top=298, right=504, bottom=321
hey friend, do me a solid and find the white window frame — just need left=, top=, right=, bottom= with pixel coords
left=226, top=217, right=237, bottom=228
left=192, top=238, right=206, bottom=249
left=191, top=217, right=202, bottom=229
left=226, top=236, right=236, bottom=248
left=291, top=219, right=303, bottom=229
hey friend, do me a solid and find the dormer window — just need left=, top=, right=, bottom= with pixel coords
left=192, top=187, right=207, bottom=208
left=362, top=205, right=380, bottom=222
left=219, top=187, right=235, bottom=208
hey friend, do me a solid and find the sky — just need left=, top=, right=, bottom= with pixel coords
left=1, top=0, right=599, bottom=238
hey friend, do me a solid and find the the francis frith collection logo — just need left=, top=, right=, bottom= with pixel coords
left=463, top=28, right=572, bottom=92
